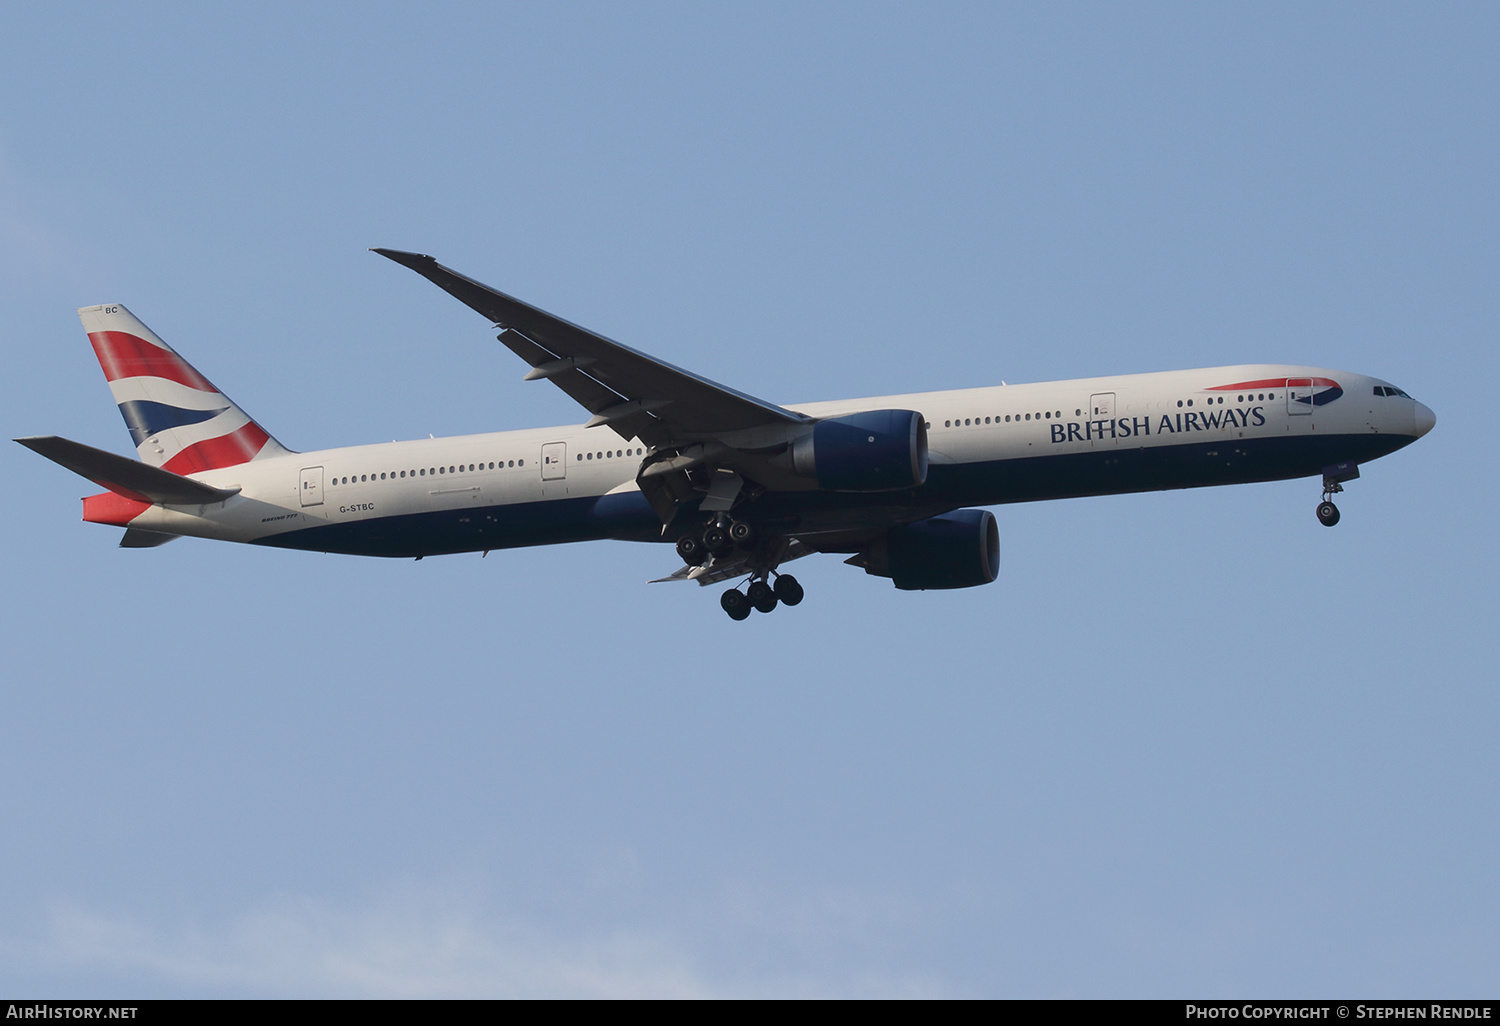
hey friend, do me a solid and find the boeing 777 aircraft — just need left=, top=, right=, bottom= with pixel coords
left=19, top=249, right=1436, bottom=619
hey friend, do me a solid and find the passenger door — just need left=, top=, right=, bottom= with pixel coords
left=299, top=466, right=324, bottom=506
left=541, top=442, right=567, bottom=481
left=1286, top=379, right=1314, bottom=415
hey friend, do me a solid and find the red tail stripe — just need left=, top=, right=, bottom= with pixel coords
left=89, top=331, right=218, bottom=393
left=161, top=421, right=271, bottom=475
left=82, top=491, right=152, bottom=526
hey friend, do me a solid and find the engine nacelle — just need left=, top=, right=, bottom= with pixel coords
left=791, top=410, right=928, bottom=492
left=854, top=509, right=1000, bottom=590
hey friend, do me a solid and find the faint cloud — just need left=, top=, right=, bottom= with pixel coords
left=29, top=881, right=952, bottom=998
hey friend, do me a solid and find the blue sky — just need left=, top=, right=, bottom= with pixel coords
left=1, top=2, right=1496, bottom=997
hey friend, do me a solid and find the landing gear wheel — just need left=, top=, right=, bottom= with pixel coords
left=721, top=588, right=751, bottom=621
left=728, top=520, right=755, bottom=547
left=1317, top=500, right=1340, bottom=527
left=773, top=574, right=804, bottom=607
left=702, top=525, right=731, bottom=556
left=747, top=580, right=778, bottom=613
left=676, top=534, right=707, bottom=565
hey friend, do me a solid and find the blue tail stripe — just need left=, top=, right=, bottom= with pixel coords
left=118, top=399, right=229, bottom=446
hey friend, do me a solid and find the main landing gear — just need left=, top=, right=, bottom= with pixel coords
left=720, top=572, right=804, bottom=621
left=675, top=515, right=757, bottom=565
left=674, top=515, right=803, bottom=620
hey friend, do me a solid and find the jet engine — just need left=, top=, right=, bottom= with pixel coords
left=791, top=410, right=928, bottom=492
left=850, top=508, right=1000, bottom=590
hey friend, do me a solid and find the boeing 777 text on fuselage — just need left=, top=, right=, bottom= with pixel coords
left=18, top=250, right=1436, bottom=619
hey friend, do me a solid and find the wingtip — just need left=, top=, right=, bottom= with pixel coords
left=371, top=247, right=434, bottom=266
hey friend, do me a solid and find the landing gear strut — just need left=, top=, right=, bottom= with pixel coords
left=721, top=572, right=803, bottom=621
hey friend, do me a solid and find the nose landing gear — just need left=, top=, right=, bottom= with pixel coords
left=1316, top=461, right=1359, bottom=527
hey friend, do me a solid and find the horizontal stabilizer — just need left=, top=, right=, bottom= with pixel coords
left=120, top=528, right=181, bottom=548
left=16, top=435, right=240, bottom=505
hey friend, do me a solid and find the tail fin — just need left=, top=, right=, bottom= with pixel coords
left=78, top=304, right=290, bottom=473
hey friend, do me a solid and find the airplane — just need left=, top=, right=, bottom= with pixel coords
left=18, top=249, right=1436, bottom=620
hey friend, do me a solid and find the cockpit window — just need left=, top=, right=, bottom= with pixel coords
left=1375, top=385, right=1414, bottom=399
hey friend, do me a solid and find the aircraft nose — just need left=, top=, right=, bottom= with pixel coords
left=1414, top=401, right=1436, bottom=438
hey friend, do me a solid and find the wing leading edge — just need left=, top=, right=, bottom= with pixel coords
left=372, top=249, right=807, bottom=449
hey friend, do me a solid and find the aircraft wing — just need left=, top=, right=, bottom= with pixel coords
left=373, top=249, right=808, bottom=448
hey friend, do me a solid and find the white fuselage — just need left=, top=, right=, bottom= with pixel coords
left=109, top=364, right=1431, bottom=556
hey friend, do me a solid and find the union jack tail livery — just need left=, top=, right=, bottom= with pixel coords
left=79, top=304, right=289, bottom=473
